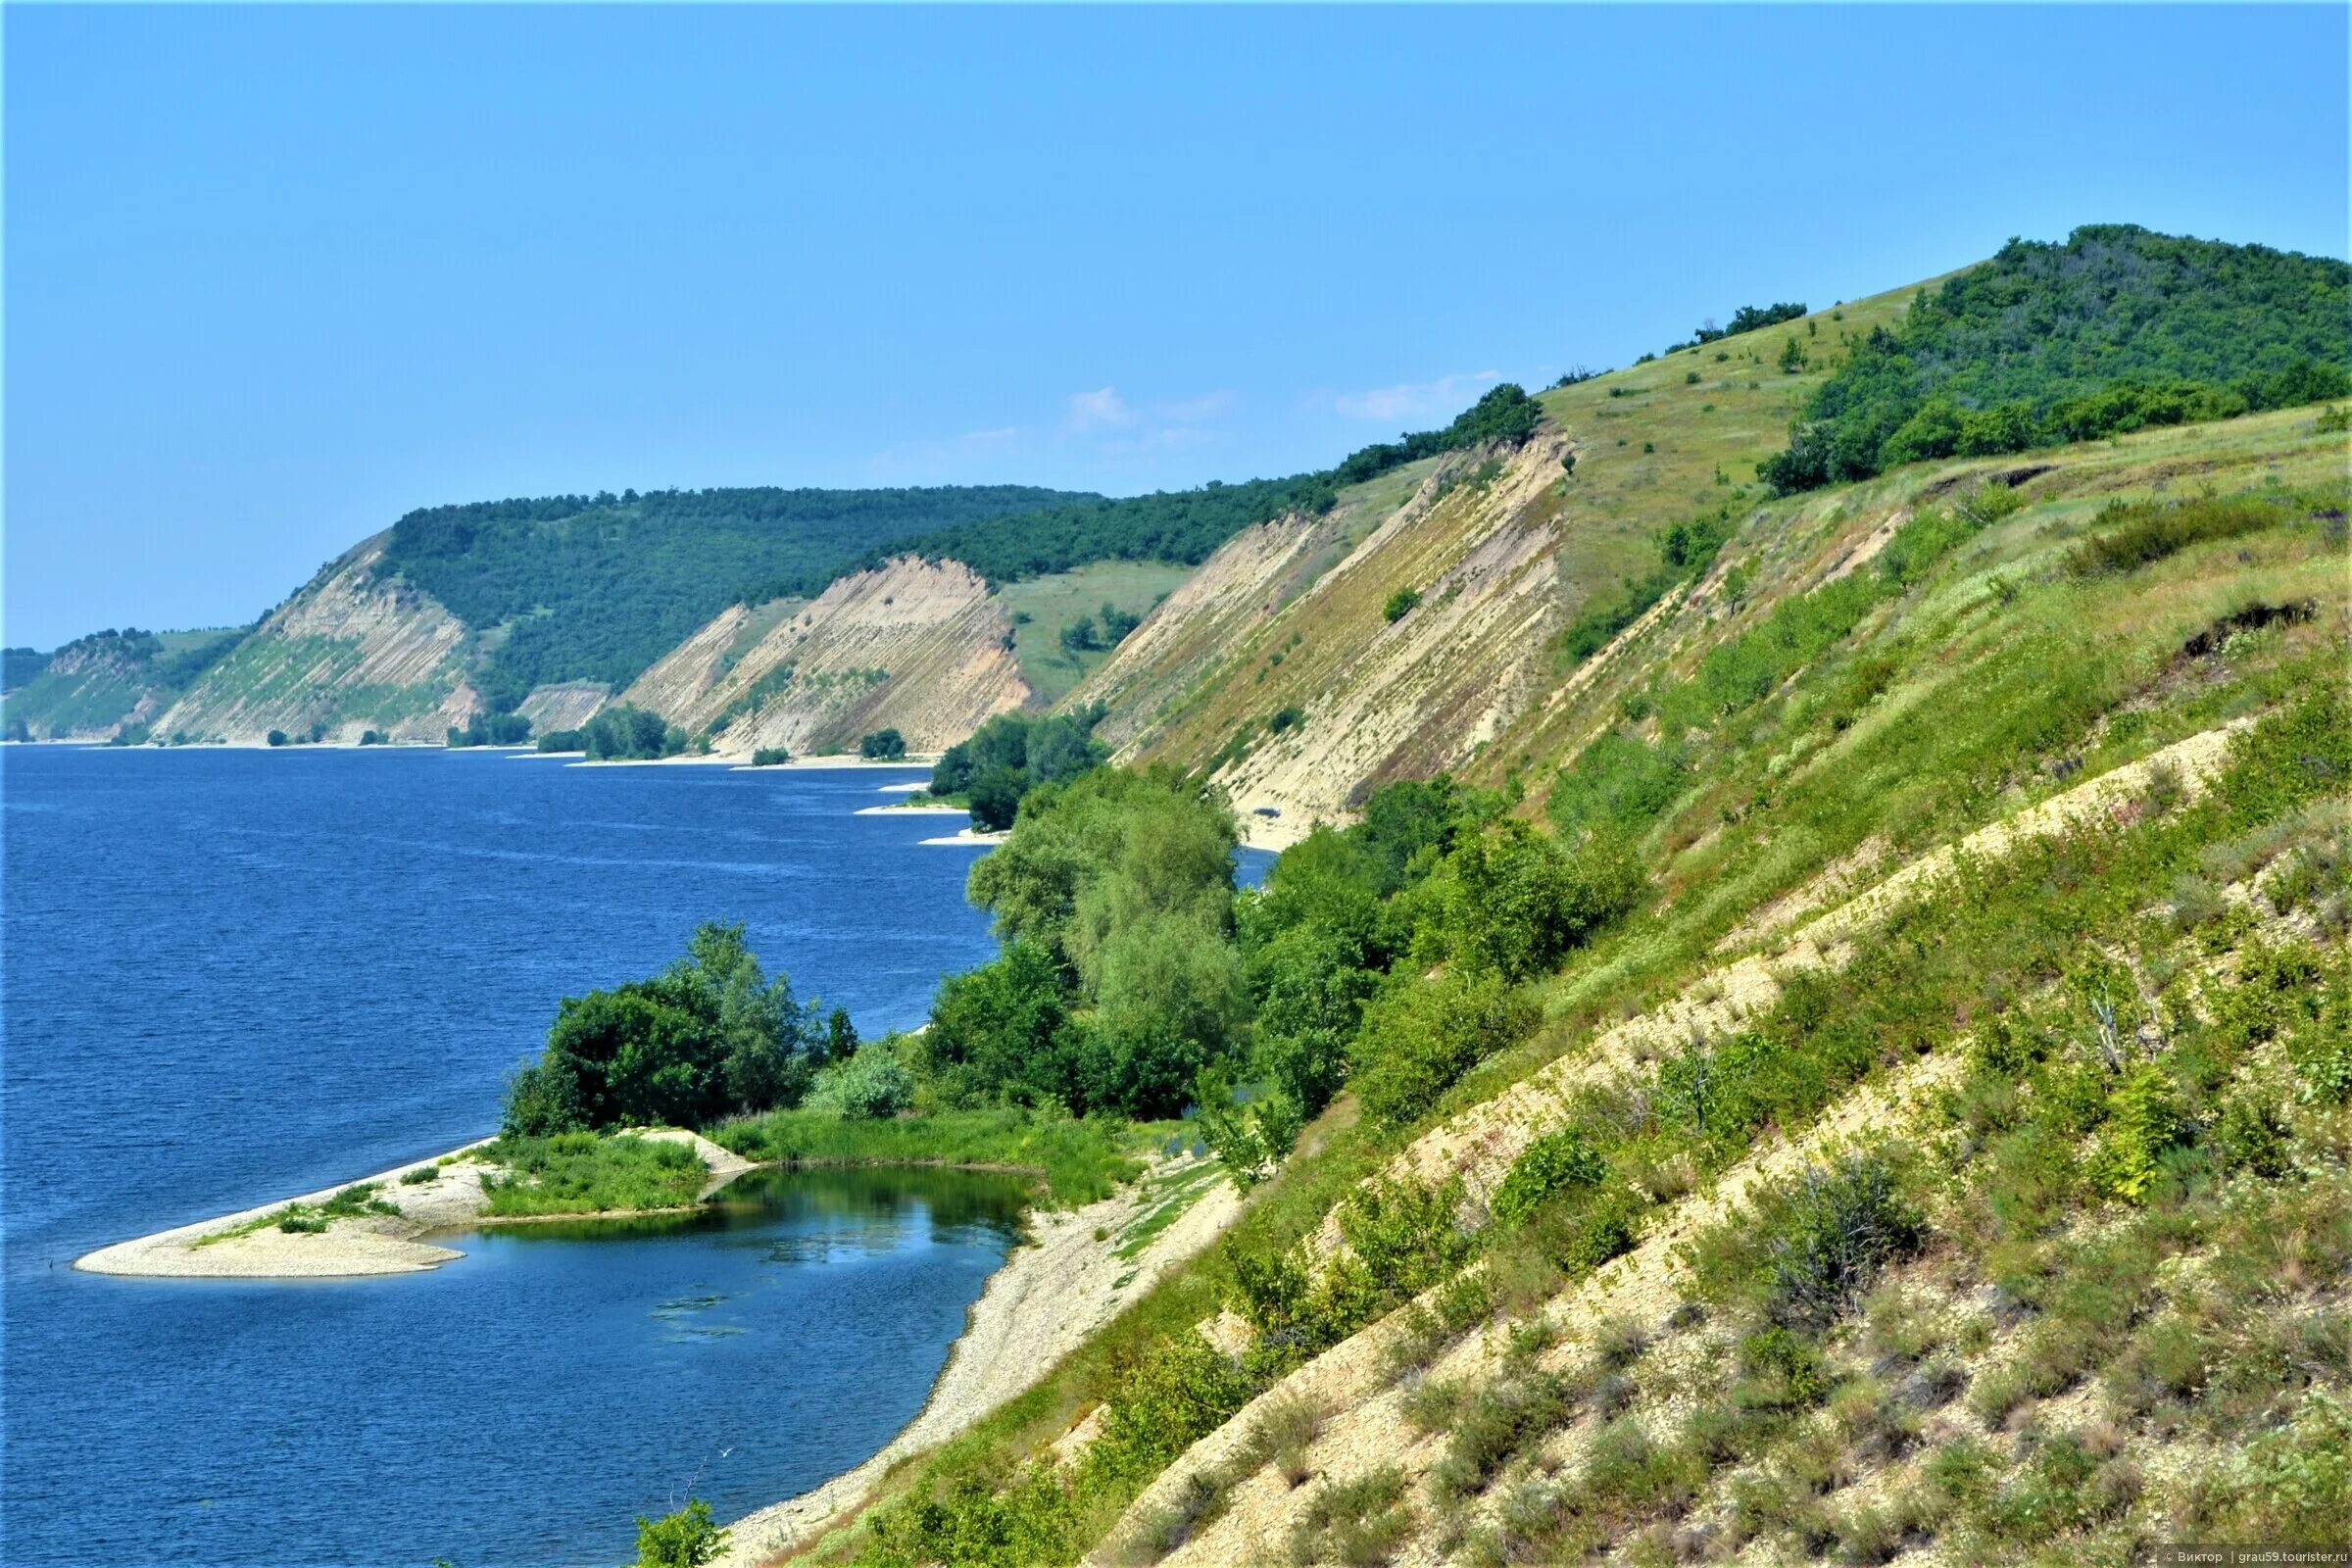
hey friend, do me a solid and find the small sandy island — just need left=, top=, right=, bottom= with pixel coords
left=74, top=1129, right=753, bottom=1280
left=713, top=1153, right=1241, bottom=1566
left=853, top=802, right=968, bottom=816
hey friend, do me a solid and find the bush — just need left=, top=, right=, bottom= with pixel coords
left=1491, top=1127, right=1608, bottom=1227
left=1765, top=1155, right=1926, bottom=1330
left=1383, top=586, right=1422, bottom=623
left=481, top=1132, right=706, bottom=1216
left=1349, top=970, right=1534, bottom=1130
left=1415, top=819, right=1643, bottom=982
left=749, top=747, right=790, bottom=766
left=804, top=1045, right=916, bottom=1119
left=859, top=728, right=907, bottom=760
left=634, top=1497, right=728, bottom=1568
left=2089, top=1062, right=2186, bottom=1203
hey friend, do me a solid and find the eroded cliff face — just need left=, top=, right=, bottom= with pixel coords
left=152, top=539, right=476, bottom=743
left=619, top=556, right=1030, bottom=755
left=1082, top=439, right=1577, bottom=834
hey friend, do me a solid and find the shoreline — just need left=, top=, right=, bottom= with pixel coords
left=712, top=1153, right=1242, bottom=1567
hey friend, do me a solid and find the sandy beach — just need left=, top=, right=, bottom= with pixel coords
left=919, top=827, right=1008, bottom=847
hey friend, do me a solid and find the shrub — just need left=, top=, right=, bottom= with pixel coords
left=635, top=1497, right=728, bottom=1568
left=1434, top=1372, right=1573, bottom=1499
left=1195, top=1069, right=1302, bottom=1188
left=1491, top=1127, right=1609, bottom=1226
left=2064, top=492, right=2285, bottom=577
left=2090, top=1062, right=2186, bottom=1203
left=1349, top=970, right=1534, bottom=1130
left=1085, top=1332, right=1253, bottom=1486
left=804, top=1045, right=916, bottom=1119
left=1766, top=1155, right=1927, bottom=1329
left=859, top=728, right=907, bottom=760
left=1289, top=1466, right=1413, bottom=1567
left=750, top=747, right=790, bottom=766
left=1383, top=586, right=1423, bottom=623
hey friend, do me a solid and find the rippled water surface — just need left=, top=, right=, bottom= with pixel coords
left=2, top=746, right=1029, bottom=1567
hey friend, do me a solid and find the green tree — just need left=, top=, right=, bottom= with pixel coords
left=634, top=1498, right=727, bottom=1568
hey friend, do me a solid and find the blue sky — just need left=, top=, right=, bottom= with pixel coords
left=6, top=5, right=2346, bottom=649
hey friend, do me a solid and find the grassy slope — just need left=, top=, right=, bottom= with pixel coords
left=785, top=401, right=2349, bottom=1566
left=995, top=562, right=1195, bottom=707
left=1099, top=280, right=1937, bottom=803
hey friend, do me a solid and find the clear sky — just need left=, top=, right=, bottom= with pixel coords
left=6, top=4, right=2345, bottom=649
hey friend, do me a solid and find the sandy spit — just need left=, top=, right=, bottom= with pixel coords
left=919, top=828, right=1008, bottom=847
left=73, top=1128, right=752, bottom=1280
left=714, top=1156, right=1243, bottom=1567
left=853, top=803, right=970, bottom=816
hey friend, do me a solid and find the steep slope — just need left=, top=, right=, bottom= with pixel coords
left=150, top=538, right=478, bottom=744
left=619, top=556, right=1029, bottom=756
left=1081, top=276, right=1930, bottom=831
left=765, top=396, right=2348, bottom=1568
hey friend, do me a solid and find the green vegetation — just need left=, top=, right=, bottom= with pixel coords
left=3, top=646, right=50, bottom=689
left=379, top=485, right=1089, bottom=707
left=930, top=707, right=1112, bottom=830
left=995, top=561, right=1192, bottom=705
left=502, top=920, right=841, bottom=1135
left=1382, top=586, right=1421, bottom=622
left=199, top=1181, right=401, bottom=1245
left=537, top=706, right=687, bottom=761
left=633, top=1498, right=727, bottom=1568
left=792, top=377, right=2347, bottom=1567
left=858, top=728, right=906, bottom=760
left=479, top=1131, right=709, bottom=1217
left=711, top=1106, right=1142, bottom=1206
left=1330, top=383, right=1546, bottom=487
left=1690, top=301, right=1806, bottom=348
left=446, top=711, right=532, bottom=748
left=1763, top=225, right=2349, bottom=492
left=749, top=747, right=790, bottom=766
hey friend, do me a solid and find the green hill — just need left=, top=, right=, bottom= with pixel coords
left=1763, top=224, right=2349, bottom=491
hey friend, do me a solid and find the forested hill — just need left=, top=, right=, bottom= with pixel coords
left=1764, top=223, right=2350, bottom=490
left=378, top=485, right=1092, bottom=707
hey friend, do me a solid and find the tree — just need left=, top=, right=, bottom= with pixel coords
left=501, top=921, right=824, bottom=1133
left=923, top=940, right=1074, bottom=1108
left=826, top=1006, right=858, bottom=1060
left=1383, top=587, right=1422, bottom=623
left=634, top=1498, right=728, bottom=1568
left=968, top=766, right=1027, bottom=832
left=858, top=728, right=906, bottom=760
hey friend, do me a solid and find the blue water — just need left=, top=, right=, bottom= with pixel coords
left=0, top=747, right=1037, bottom=1568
